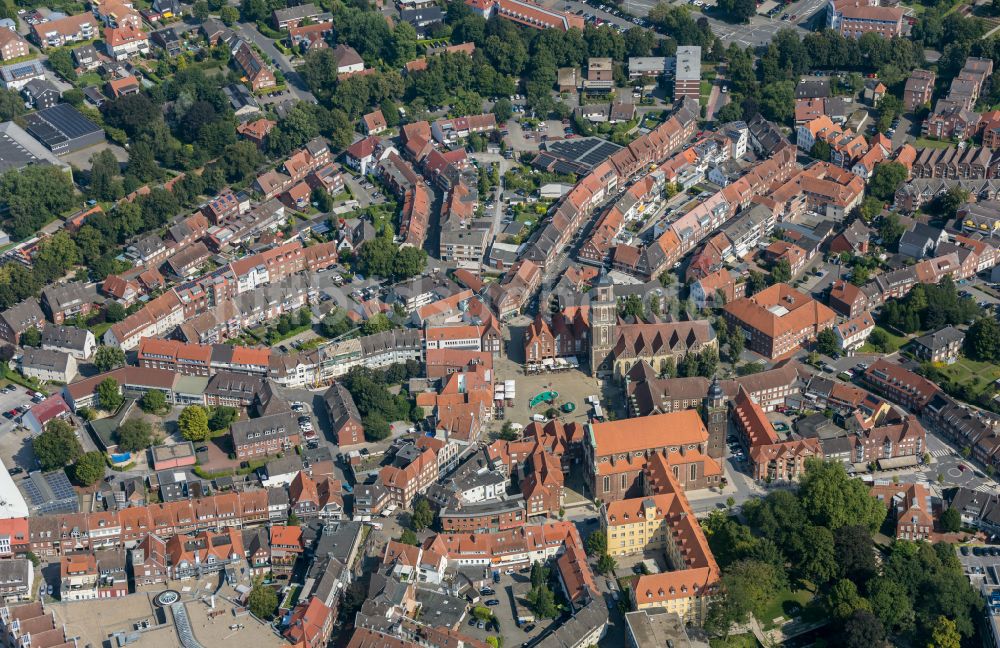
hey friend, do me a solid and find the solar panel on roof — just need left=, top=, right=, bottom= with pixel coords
left=8, top=63, right=39, bottom=78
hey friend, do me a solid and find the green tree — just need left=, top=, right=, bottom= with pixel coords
left=393, top=246, right=428, bottom=279
left=868, top=162, right=907, bottom=202
left=361, top=312, right=393, bottom=335
left=827, top=578, right=870, bottom=620
left=98, top=378, right=123, bottom=412
left=799, top=460, right=886, bottom=532
left=498, top=421, right=519, bottom=441
left=0, top=164, right=76, bottom=239
left=34, top=419, right=83, bottom=471
left=965, top=317, right=1000, bottom=362
left=72, top=451, right=106, bottom=486
left=493, top=97, right=513, bottom=123
left=706, top=559, right=787, bottom=632
left=759, top=80, right=796, bottom=124
left=105, top=302, right=127, bottom=323
left=927, top=615, right=961, bottom=648
left=47, top=48, right=77, bottom=81
left=527, top=582, right=558, bottom=618
left=19, top=327, right=40, bottom=347
left=597, top=553, right=617, bottom=575
left=834, top=525, right=877, bottom=585
left=287, top=511, right=301, bottom=526
left=585, top=530, right=607, bottom=556
left=400, top=529, right=418, bottom=545
left=320, top=309, right=352, bottom=338
left=815, top=327, right=839, bottom=356
left=770, top=258, right=791, bottom=284
left=746, top=270, right=767, bottom=296
left=139, top=389, right=167, bottom=414
left=208, top=406, right=238, bottom=431
left=95, top=346, right=126, bottom=372
left=809, top=140, right=831, bottom=161
left=88, top=150, right=123, bottom=201
left=363, top=413, right=391, bottom=441
left=411, top=496, right=434, bottom=531
left=841, top=610, right=886, bottom=648
left=868, top=576, right=914, bottom=634
left=192, top=0, right=209, bottom=21
left=0, top=88, right=25, bottom=121
left=116, top=418, right=153, bottom=452
left=179, top=405, right=210, bottom=441
left=219, top=5, right=239, bottom=24
left=940, top=507, right=961, bottom=533
left=247, top=581, right=278, bottom=619
left=798, top=524, right=837, bottom=585
left=860, top=196, right=883, bottom=222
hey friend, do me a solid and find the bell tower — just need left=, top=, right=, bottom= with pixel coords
left=703, top=376, right=728, bottom=459
left=589, top=268, right=617, bottom=377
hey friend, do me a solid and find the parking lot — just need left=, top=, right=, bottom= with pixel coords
left=462, top=570, right=551, bottom=646
left=957, top=545, right=1000, bottom=585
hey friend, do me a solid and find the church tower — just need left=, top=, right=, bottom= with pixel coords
left=590, top=268, right=617, bottom=377
left=703, top=377, right=727, bottom=459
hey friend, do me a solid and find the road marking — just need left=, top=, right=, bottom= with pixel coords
left=931, top=448, right=953, bottom=458
left=975, top=483, right=996, bottom=493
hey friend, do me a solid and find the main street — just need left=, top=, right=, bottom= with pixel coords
left=552, top=0, right=828, bottom=47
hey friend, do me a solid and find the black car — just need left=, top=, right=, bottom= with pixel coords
left=961, top=546, right=970, bottom=555
left=480, top=588, right=495, bottom=596
left=523, top=624, right=535, bottom=633
left=486, top=599, right=500, bottom=606
left=974, top=546, right=985, bottom=556
left=7, top=467, right=22, bottom=476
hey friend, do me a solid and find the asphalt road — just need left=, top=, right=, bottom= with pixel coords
left=559, top=0, right=827, bottom=47
left=235, top=23, right=317, bottom=103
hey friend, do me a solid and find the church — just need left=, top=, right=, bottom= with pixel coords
left=524, top=270, right=718, bottom=380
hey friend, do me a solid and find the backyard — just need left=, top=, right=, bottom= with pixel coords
left=859, top=325, right=908, bottom=353
left=929, top=357, right=1000, bottom=400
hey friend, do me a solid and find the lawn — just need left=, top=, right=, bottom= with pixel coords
left=914, top=137, right=956, bottom=149
left=859, top=325, right=908, bottom=353
left=75, top=72, right=103, bottom=88
left=699, top=80, right=712, bottom=107
left=933, top=357, right=1000, bottom=397
left=88, top=320, right=114, bottom=340
left=710, top=636, right=758, bottom=648
left=759, top=588, right=816, bottom=630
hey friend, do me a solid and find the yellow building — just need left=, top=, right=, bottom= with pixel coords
left=602, top=495, right=672, bottom=557
left=600, top=469, right=720, bottom=626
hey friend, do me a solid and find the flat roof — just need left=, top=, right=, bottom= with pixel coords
left=0, top=121, right=71, bottom=173
left=675, top=45, right=701, bottom=82
left=0, top=458, right=30, bottom=519
left=23, top=103, right=103, bottom=150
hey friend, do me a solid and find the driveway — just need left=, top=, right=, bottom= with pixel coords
left=235, top=23, right=317, bottom=103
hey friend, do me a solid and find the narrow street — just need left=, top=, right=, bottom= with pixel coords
left=235, top=23, right=317, bottom=103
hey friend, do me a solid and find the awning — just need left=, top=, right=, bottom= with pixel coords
left=878, top=455, right=919, bottom=470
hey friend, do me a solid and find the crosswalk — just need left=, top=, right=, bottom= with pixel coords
left=975, top=483, right=996, bottom=494
left=930, top=448, right=954, bottom=458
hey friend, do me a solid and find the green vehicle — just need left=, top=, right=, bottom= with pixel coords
left=561, top=402, right=575, bottom=413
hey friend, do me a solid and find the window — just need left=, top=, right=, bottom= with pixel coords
left=603, top=476, right=610, bottom=493
left=690, top=464, right=697, bottom=481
